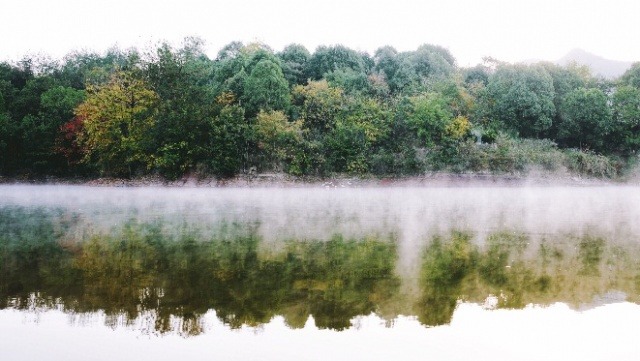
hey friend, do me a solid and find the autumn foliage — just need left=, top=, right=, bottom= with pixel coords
left=0, top=39, right=639, bottom=178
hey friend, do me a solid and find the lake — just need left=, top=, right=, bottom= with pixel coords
left=1, top=184, right=640, bottom=360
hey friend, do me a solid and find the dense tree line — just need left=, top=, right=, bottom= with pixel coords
left=1, top=38, right=639, bottom=179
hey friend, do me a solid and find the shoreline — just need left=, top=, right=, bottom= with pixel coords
left=0, top=171, right=634, bottom=188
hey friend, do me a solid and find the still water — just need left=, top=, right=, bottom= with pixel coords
left=1, top=185, right=640, bottom=360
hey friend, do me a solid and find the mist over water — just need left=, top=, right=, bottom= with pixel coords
left=2, top=184, right=638, bottom=277
left=3, top=185, right=640, bottom=269
left=3, top=184, right=640, bottom=237
left=3, top=184, right=640, bottom=347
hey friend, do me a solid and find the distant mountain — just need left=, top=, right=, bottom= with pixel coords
left=556, top=48, right=633, bottom=79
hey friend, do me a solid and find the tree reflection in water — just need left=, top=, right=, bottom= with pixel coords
left=0, top=206, right=399, bottom=335
left=2, top=205, right=640, bottom=335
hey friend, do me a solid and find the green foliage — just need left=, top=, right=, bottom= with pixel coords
left=620, top=62, right=640, bottom=89
left=314, top=95, right=391, bottom=175
left=0, top=41, right=638, bottom=179
left=144, top=41, right=217, bottom=179
left=57, top=48, right=140, bottom=89
left=438, top=135, right=619, bottom=177
left=463, top=64, right=490, bottom=86
left=557, top=87, right=612, bottom=151
left=613, top=86, right=640, bottom=126
left=243, top=59, right=290, bottom=116
left=407, top=93, right=454, bottom=146
left=254, top=110, right=303, bottom=172
left=0, top=113, right=11, bottom=172
left=17, top=86, right=87, bottom=174
left=412, top=44, right=456, bottom=79
left=373, top=46, right=399, bottom=88
left=611, top=85, right=640, bottom=152
left=484, top=64, right=556, bottom=138
left=293, top=80, right=345, bottom=135
left=305, top=45, right=368, bottom=81
left=564, top=149, right=618, bottom=178
left=325, top=67, right=371, bottom=95
left=76, top=70, right=159, bottom=177
left=373, top=44, right=455, bottom=95
left=325, top=120, right=370, bottom=174
left=208, top=105, right=247, bottom=177
left=368, top=146, right=420, bottom=175
left=40, top=86, right=85, bottom=121
left=540, top=62, right=591, bottom=102
left=278, top=44, right=311, bottom=87
left=213, top=42, right=279, bottom=103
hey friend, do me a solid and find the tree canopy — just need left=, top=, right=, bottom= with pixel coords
left=0, top=40, right=638, bottom=179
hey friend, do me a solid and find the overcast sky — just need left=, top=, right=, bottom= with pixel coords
left=2, top=0, right=639, bottom=66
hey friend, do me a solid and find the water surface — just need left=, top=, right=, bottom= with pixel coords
left=1, top=185, right=640, bottom=360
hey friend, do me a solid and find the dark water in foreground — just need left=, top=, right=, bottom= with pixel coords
left=1, top=185, right=640, bottom=360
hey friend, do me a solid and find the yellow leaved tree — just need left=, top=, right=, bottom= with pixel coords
left=75, top=71, right=158, bottom=176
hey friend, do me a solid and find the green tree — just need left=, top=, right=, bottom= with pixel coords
left=75, top=71, right=158, bottom=176
left=0, top=64, right=56, bottom=174
left=277, top=44, right=311, bottom=87
left=36, top=86, right=85, bottom=171
left=213, top=41, right=247, bottom=96
left=373, top=44, right=456, bottom=95
left=55, top=47, right=141, bottom=89
left=611, top=85, right=640, bottom=152
left=213, top=42, right=280, bottom=103
left=411, top=44, right=455, bottom=80
left=0, top=112, right=14, bottom=174
left=325, top=67, right=371, bottom=95
left=0, top=66, right=19, bottom=173
left=538, top=62, right=594, bottom=140
left=304, top=45, right=368, bottom=81
left=40, top=86, right=85, bottom=122
left=145, top=40, right=217, bottom=179
left=373, top=46, right=399, bottom=85
left=620, top=62, right=640, bottom=89
left=407, top=93, right=454, bottom=146
left=557, top=87, right=612, bottom=151
left=15, top=86, right=85, bottom=174
left=325, top=120, right=370, bottom=174
left=325, top=96, right=390, bottom=174
left=254, top=110, right=303, bottom=171
left=208, top=104, right=247, bottom=177
left=484, top=64, right=556, bottom=138
left=463, top=64, right=490, bottom=86
left=292, top=80, right=345, bottom=135
left=242, top=59, right=290, bottom=116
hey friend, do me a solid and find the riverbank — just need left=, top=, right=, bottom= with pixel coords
left=1, top=171, right=635, bottom=188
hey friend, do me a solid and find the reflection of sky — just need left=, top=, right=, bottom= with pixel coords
left=1, top=302, right=639, bottom=361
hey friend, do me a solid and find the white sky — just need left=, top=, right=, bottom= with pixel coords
left=2, top=0, right=639, bottom=66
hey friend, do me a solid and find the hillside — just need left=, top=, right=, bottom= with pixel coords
left=557, top=48, right=633, bottom=79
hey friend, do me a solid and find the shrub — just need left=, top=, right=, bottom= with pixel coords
left=564, top=150, right=618, bottom=178
left=420, top=134, right=620, bottom=178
